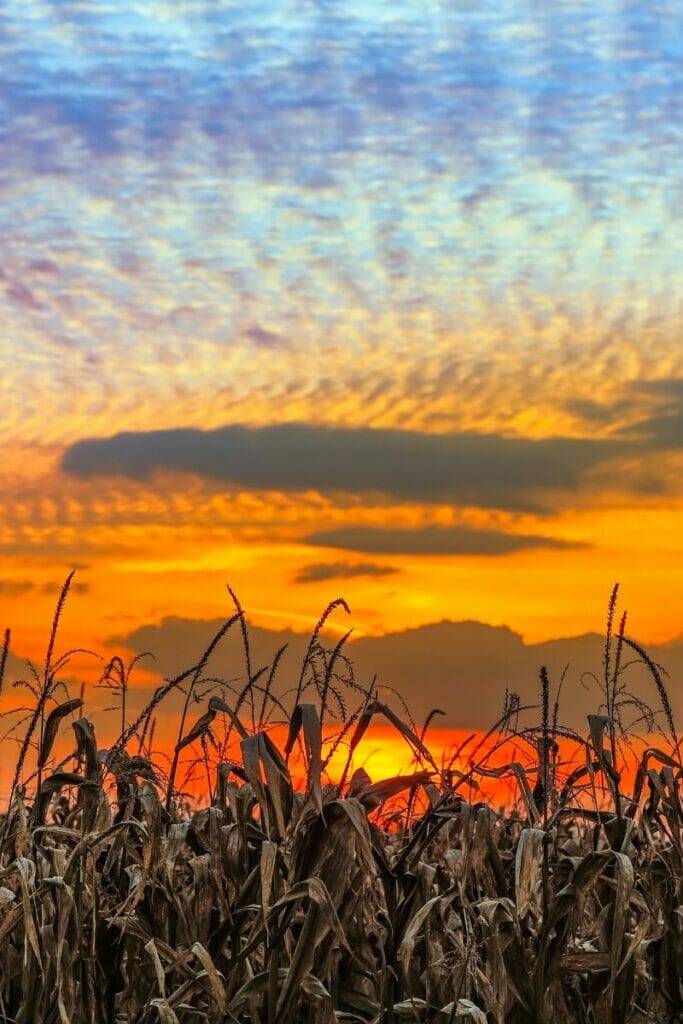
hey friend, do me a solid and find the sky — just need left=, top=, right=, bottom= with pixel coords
left=2, top=1, right=683, bottom=752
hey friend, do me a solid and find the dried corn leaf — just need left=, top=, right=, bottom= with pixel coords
left=209, top=695, right=249, bottom=740
left=37, top=698, right=82, bottom=768
left=588, top=714, right=611, bottom=762
left=72, top=717, right=100, bottom=780
left=175, top=704, right=217, bottom=752
left=359, top=700, right=437, bottom=769
left=191, top=941, right=226, bottom=1011
left=515, top=827, right=546, bottom=919
left=441, top=998, right=488, bottom=1023
left=610, top=851, right=635, bottom=983
left=349, top=770, right=433, bottom=811
left=399, top=894, right=444, bottom=978
left=260, top=839, right=277, bottom=927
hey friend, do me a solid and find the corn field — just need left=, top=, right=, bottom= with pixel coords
left=0, top=578, right=681, bottom=1023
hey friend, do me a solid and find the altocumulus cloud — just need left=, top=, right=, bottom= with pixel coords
left=304, top=525, right=586, bottom=556
left=62, top=423, right=624, bottom=512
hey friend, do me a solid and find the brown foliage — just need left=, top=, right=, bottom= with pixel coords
left=0, top=580, right=681, bottom=1022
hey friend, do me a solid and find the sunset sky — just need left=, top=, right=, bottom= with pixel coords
left=2, top=2, right=683, bottom=753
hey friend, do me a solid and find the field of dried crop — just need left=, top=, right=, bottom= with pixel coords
left=0, top=578, right=681, bottom=1023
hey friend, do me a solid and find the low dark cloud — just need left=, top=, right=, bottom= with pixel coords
left=293, top=561, right=400, bottom=584
left=304, top=525, right=585, bottom=556
left=0, top=580, right=34, bottom=597
left=640, top=415, right=683, bottom=449
left=112, top=615, right=683, bottom=733
left=62, top=423, right=624, bottom=512
left=607, top=378, right=683, bottom=450
left=40, top=581, right=90, bottom=596
left=591, top=378, right=683, bottom=450
left=565, top=398, right=632, bottom=425
left=634, top=404, right=683, bottom=451
left=0, top=579, right=89, bottom=597
left=564, top=381, right=683, bottom=453
left=636, top=379, right=683, bottom=400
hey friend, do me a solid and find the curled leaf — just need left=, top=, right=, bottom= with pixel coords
left=37, top=698, right=82, bottom=768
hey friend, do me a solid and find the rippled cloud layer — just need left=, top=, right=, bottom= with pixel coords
left=3, top=1, right=683, bottom=447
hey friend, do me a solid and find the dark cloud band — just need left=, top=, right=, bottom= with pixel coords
left=304, top=525, right=585, bottom=556
left=62, top=423, right=623, bottom=512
